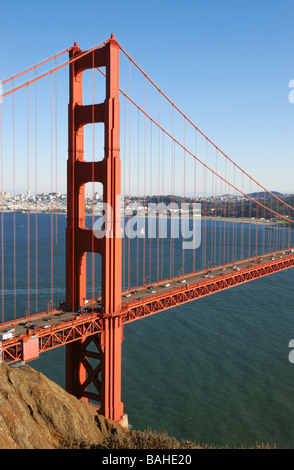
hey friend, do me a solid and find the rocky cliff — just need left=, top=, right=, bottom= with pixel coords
left=0, top=362, right=131, bottom=449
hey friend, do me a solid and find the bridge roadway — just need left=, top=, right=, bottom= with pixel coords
left=1, top=248, right=294, bottom=363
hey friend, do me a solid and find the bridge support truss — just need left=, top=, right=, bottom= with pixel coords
left=65, top=36, right=124, bottom=423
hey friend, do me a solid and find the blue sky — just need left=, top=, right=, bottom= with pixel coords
left=1, top=0, right=293, bottom=194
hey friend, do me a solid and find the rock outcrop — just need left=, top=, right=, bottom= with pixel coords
left=0, top=362, right=128, bottom=449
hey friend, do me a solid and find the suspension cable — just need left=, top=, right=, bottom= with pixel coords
left=118, top=44, right=294, bottom=214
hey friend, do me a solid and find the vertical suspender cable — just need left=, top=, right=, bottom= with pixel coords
left=35, top=71, right=38, bottom=315
left=123, top=95, right=126, bottom=290
left=231, top=166, right=235, bottom=263
left=182, top=118, right=186, bottom=275
left=161, top=132, right=164, bottom=280
left=255, top=184, right=259, bottom=256
left=55, top=65, right=58, bottom=308
left=92, top=54, right=95, bottom=305
left=262, top=190, right=266, bottom=255
left=223, top=159, right=226, bottom=265
left=0, top=93, right=4, bottom=323
left=157, top=92, right=160, bottom=284
left=149, top=122, right=152, bottom=284
left=143, top=77, right=146, bottom=287
left=210, top=164, right=214, bottom=267
left=271, top=193, right=274, bottom=252
left=288, top=207, right=291, bottom=249
left=276, top=201, right=279, bottom=252
left=203, top=139, right=207, bottom=270
left=27, top=85, right=30, bottom=316
left=218, top=151, right=222, bottom=267
left=170, top=107, right=174, bottom=280
left=240, top=172, right=244, bottom=261
left=169, top=107, right=173, bottom=280
left=137, top=108, right=139, bottom=287
left=214, top=149, right=217, bottom=267
left=226, top=162, right=230, bottom=265
left=13, top=81, right=16, bottom=320
left=193, top=129, right=197, bottom=274
left=128, top=61, right=131, bottom=291
left=248, top=180, right=252, bottom=258
left=210, top=169, right=214, bottom=266
left=50, top=74, right=54, bottom=308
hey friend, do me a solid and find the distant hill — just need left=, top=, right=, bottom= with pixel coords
left=246, top=191, right=284, bottom=199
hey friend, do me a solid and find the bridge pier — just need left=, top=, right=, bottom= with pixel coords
left=65, top=320, right=126, bottom=426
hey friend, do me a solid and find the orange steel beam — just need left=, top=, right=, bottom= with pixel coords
left=64, top=35, right=123, bottom=422
left=1, top=253, right=294, bottom=365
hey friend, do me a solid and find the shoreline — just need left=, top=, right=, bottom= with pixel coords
left=0, top=209, right=291, bottom=227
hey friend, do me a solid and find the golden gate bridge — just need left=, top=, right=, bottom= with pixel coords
left=0, top=35, right=293, bottom=426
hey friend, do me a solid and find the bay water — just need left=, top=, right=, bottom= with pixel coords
left=1, top=212, right=294, bottom=448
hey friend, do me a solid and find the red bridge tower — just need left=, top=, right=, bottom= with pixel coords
left=65, top=35, right=125, bottom=424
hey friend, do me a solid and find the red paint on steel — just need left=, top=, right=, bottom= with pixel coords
left=22, top=335, right=39, bottom=362
left=65, top=35, right=123, bottom=422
